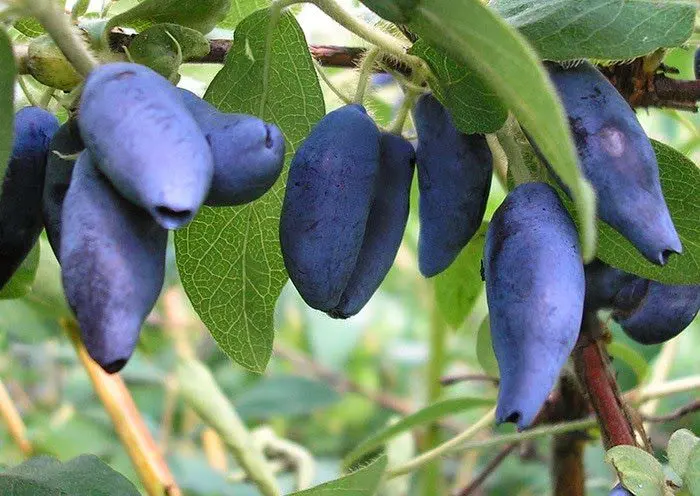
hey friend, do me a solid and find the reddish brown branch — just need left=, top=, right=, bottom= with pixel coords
left=642, top=399, right=700, bottom=423
left=572, top=314, right=636, bottom=450
left=105, top=32, right=697, bottom=111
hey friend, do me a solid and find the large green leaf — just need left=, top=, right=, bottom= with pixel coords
left=492, top=0, right=695, bottom=62
left=408, top=0, right=597, bottom=261
left=476, top=316, right=499, bottom=378
left=290, top=455, right=387, bottom=496
left=175, top=9, right=324, bottom=372
left=0, top=455, right=139, bottom=495
left=107, top=0, right=232, bottom=35
left=409, top=41, right=507, bottom=134
left=667, top=429, right=699, bottom=480
left=219, top=0, right=271, bottom=29
left=0, top=29, right=15, bottom=180
left=434, top=223, right=487, bottom=329
left=0, top=243, right=39, bottom=300
left=596, top=140, right=700, bottom=285
left=344, top=397, right=494, bottom=468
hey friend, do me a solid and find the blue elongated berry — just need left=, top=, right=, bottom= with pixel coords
left=61, top=152, right=167, bottom=373
left=584, top=260, right=699, bottom=344
left=484, top=182, right=585, bottom=429
left=78, top=62, right=213, bottom=229
left=545, top=61, right=681, bottom=265
left=178, top=89, right=286, bottom=206
left=280, top=104, right=381, bottom=311
left=328, top=132, right=415, bottom=319
left=0, top=107, right=59, bottom=288
left=42, top=118, right=83, bottom=258
left=413, top=93, right=493, bottom=277
left=695, top=47, right=699, bottom=79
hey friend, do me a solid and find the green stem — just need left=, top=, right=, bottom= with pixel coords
left=495, top=116, right=531, bottom=186
left=38, top=88, right=55, bottom=109
left=19, top=0, right=98, bottom=77
left=486, top=134, right=509, bottom=190
left=387, top=408, right=496, bottom=478
left=420, top=287, right=448, bottom=493
left=353, top=47, right=381, bottom=104
left=17, top=77, right=42, bottom=107
left=177, top=358, right=282, bottom=496
left=314, top=62, right=353, bottom=104
left=389, top=87, right=419, bottom=135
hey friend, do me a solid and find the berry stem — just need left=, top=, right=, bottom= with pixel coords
left=18, top=0, right=98, bottom=77
left=353, top=47, right=381, bottom=104
left=313, top=61, right=354, bottom=104
left=389, top=86, right=420, bottom=135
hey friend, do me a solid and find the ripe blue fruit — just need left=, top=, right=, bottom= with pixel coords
left=328, top=132, right=415, bottom=319
left=178, top=89, right=286, bottom=206
left=484, top=182, right=585, bottom=430
left=413, top=93, right=493, bottom=278
left=0, top=107, right=59, bottom=288
left=585, top=260, right=699, bottom=344
left=78, top=62, right=213, bottom=229
left=695, top=47, right=700, bottom=79
left=609, top=483, right=633, bottom=496
left=280, top=104, right=381, bottom=311
left=546, top=61, right=681, bottom=265
left=43, top=119, right=83, bottom=258
left=61, top=152, right=167, bottom=373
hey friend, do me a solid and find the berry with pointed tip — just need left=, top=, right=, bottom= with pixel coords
left=545, top=61, right=681, bottom=265
left=328, top=132, right=415, bottom=319
left=413, top=93, right=493, bottom=277
left=42, top=118, right=84, bottom=259
left=78, top=62, right=213, bottom=229
left=484, top=182, right=584, bottom=430
left=178, top=89, right=286, bottom=206
left=61, top=152, right=167, bottom=373
left=0, top=107, right=59, bottom=288
left=280, top=104, right=381, bottom=311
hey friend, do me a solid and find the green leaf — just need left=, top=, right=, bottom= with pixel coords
left=219, top=0, right=271, bottom=30
left=235, top=376, right=340, bottom=419
left=687, top=442, right=700, bottom=496
left=290, top=455, right=387, bottom=496
left=607, top=340, right=648, bottom=385
left=668, top=429, right=699, bottom=480
left=408, top=0, right=597, bottom=261
left=596, top=140, right=700, bottom=285
left=0, top=455, right=139, bottom=495
left=434, top=223, right=487, bottom=328
left=175, top=9, right=324, bottom=373
left=107, top=0, right=232, bottom=35
left=476, top=316, right=499, bottom=378
left=344, top=397, right=494, bottom=468
left=409, top=41, right=506, bottom=134
left=606, top=445, right=666, bottom=496
left=0, top=243, right=39, bottom=300
left=0, top=29, right=15, bottom=180
left=492, top=0, right=695, bottom=62
left=13, top=18, right=45, bottom=38
left=128, top=23, right=210, bottom=80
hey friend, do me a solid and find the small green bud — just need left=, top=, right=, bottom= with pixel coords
left=27, top=34, right=82, bottom=91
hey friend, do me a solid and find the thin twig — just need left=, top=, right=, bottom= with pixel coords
left=440, top=374, right=499, bottom=387
left=0, top=379, right=33, bottom=457
left=63, top=320, right=182, bottom=496
left=642, top=399, right=700, bottom=423
left=453, top=443, right=517, bottom=496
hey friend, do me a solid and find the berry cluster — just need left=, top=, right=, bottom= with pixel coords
left=2, top=62, right=285, bottom=373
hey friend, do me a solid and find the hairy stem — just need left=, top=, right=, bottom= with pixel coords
left=353, top=47, right=381, bottom=104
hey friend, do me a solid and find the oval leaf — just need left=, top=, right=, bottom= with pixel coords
left=174, top=9, right=325, bottom=372
left=476, top=316, right=500, bottom=378
left=0, top=29, right=15, bottom=179
left=668, top=429, right=699, bottom=480
left=606, top=445, right=666, bottom=496
left=107, top=0, right=231, bottom=35
left=290, top=455, right=387, bottom=496
left=492, top=0, right=695, bottom=62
